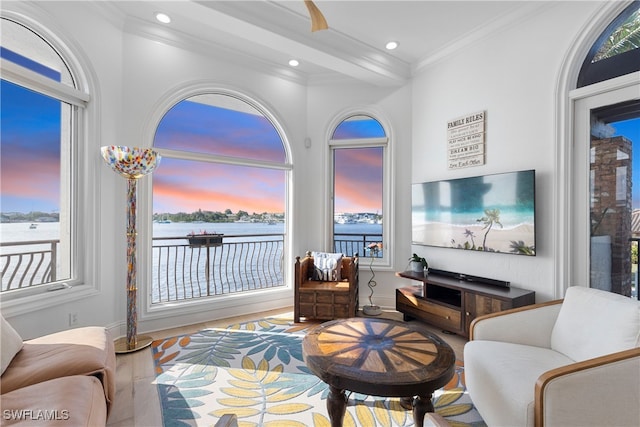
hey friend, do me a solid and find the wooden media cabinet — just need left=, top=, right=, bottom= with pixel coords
left=396, top=270, right=535, bottom=338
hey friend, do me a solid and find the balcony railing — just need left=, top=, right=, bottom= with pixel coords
left=1, top=239, right=58, bottom=291
left=334, top=232, right=383, bottom=258
left=151, top=233, right=285, bottom=304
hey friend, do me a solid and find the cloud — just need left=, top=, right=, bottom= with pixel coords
left=153, top=159, right=284, bottom=213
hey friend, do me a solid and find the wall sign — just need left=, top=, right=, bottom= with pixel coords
left=447, top=111, right=486, bottom=169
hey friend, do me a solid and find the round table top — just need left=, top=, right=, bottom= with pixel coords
left=302, top=317, right=456, bottom=397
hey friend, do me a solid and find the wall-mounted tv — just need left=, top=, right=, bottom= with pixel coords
left=412, top=170, right=536, bottom=256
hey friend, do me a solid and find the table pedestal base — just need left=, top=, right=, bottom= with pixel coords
left=327, top=386, right=347, bottom=427
left=328, top=391, right=433, bottom=427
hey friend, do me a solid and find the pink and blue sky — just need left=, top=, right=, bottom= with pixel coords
left=3, top=79, right=637, bottom=215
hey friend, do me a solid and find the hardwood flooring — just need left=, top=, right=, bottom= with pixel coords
left=106, top=307, right=468, bottom=427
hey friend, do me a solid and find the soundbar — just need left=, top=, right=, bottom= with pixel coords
left=428, top=268, right=510, bottom=288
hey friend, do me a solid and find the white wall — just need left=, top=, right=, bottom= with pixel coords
left=410, top=1, right=603, bottom=301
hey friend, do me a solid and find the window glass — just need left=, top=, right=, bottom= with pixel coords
left=152, top=93, right=288, bottom=303
left=332, top=115, right=385, bottom=140
left=578, top=2, right=640, bottom=87
left=331, top=115, right=386, bottom=259
left=0, top=18, right=77, bottom=295
left=592, top=7, right=640, bottom=62
left=1, top=19, right=73, bottom=86
left=154, top=94, right=285, bottom=163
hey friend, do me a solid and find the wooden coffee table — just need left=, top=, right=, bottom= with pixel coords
left=302, top=317, right=456, bottom=427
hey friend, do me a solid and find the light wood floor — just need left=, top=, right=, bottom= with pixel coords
left=106, top=307, right=468, bottom=427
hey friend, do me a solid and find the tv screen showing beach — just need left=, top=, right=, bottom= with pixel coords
left=412, top=170, right=536, bottom=256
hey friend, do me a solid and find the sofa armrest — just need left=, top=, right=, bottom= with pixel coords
left=470, top=300, right=562, bottom=347
left=535, top=347, right=640, bottom=427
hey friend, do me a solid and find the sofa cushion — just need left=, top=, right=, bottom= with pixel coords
left=0, top=326, right=116, bottom=414
left=464, top=340, right=573, bottom=427
left=0, top=375, right=107, bottom=426
left=1, top=314, right=23, bottom=376
left=551, top=286, right=640, bottom=361
left=311, top=252, right=343, bottom=281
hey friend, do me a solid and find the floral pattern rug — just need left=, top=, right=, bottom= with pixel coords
left=151, top=314, right=486, bottom=427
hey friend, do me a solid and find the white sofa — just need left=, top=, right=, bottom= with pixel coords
left=464, top=286, right=640, bottom=427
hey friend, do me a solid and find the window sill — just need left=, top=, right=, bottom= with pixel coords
left=0, top=284, right=99, bottom=317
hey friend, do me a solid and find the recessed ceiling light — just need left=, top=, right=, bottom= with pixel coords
left=155, top=12, right=171, bottom=24
left=385, top=41, right=399, bottom=50
left=288, top=59, right=300, bottom=67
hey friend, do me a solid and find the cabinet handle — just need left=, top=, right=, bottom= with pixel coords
left=445, top=316, right=450, bottom=320
left=466, top=312, right=470, bottom=316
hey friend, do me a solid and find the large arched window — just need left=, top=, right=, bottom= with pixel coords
left=0, top=15, right=90, bottom=301
left=151, top=93, right=290, bottom=304
left=329, top=114, right=390, bottom=266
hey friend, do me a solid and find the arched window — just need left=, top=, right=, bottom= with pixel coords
left=151, top=92, right=290, bottom=303
left=577, top=1, right=640, bottom=87
left=1, top=16, right=89, bottom=300
left=569, top=1, right=640, bottom=299
left=329, top=114, right=390, bottom=265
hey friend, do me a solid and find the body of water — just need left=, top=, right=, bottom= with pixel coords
left=2, top=221, right=382, bottom=295
left=1, top=220, right=382, bottom=247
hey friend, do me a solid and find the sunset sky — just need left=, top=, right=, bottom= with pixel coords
left=2, top=71, right=638, bottom=215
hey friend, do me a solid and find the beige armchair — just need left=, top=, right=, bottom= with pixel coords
left=464, top=286, right=640, bottom=427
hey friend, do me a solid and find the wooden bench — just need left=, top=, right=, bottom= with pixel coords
left=294, top=252, right=359, bottom=323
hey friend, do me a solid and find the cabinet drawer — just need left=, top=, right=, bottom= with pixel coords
left=396, top=289, right=462, bottom=333
left=417, top=300, right=461, bottom=331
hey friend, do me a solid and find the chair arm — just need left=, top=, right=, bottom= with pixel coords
left=296, top=255, right=314, bottom=282
left=470, top=300, right=563, bottom=347
left=535, top=347, right=640, bottom=427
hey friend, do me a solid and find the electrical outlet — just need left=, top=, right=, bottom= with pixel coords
left=68, top=312, right=78, bottom=326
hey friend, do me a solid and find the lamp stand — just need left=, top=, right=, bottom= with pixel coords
left=114, top=177, right=152, bottom=353
left=363, top=255, right=382, bottom=316
left=101, top=146, right=160, bottom=354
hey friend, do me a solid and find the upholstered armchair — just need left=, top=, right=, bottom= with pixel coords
left=294, top=251, right=359, bottom=323
left=464, top=286, right=640, bottom=427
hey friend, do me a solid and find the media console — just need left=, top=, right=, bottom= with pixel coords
left=395, top=270, right=535, bottom=338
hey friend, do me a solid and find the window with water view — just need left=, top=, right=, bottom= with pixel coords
left=1, top=18, right=81, bottom=296
left=151, top=93, right=289, bottom=304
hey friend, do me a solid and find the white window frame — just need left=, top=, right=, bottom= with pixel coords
left=555, top=0, right=634, bottom=299
left=328, top=111, right=393, bottom=268
left=0, top=12, right=98, bottom=316
left=138, top=87, right=294, bottom=322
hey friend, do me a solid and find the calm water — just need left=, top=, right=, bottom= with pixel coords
left=1, top=221, right=382, bottom=249
left=1, top=221, right=382, bottom=295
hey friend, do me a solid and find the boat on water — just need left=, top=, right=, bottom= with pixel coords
left=156, top=215, right=172, bottom=224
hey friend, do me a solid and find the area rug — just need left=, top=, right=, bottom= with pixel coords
left=151, top=313, right=486, bottom=427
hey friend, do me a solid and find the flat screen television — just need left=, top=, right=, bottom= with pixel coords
left=412, top=170, right=536, bottom=256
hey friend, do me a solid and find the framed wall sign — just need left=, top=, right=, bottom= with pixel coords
left=447, top=111, right=486, bottom=169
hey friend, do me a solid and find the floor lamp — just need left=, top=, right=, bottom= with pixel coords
left=101, top=146, right=161, bottom=353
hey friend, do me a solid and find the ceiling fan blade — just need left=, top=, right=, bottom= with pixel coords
left=304, top=0, right=328, bottom=32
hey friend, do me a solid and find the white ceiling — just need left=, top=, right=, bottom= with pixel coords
left=99, top=1, right=551, bottom=86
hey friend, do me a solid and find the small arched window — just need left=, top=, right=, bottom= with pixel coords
left=577, top=1, right=640, bottom=88
left=329, top=114, right=389, bottom=264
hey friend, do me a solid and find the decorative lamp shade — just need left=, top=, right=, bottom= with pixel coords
left=100, top=146, right=160, bottom=178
